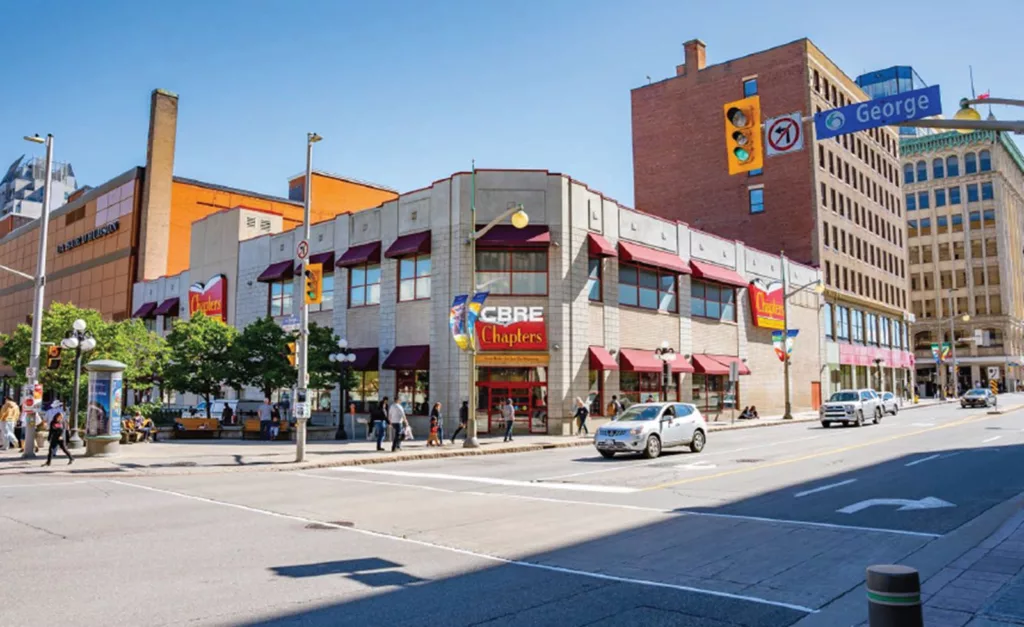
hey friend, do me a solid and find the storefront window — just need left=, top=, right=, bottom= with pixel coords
left=618, top=264, right=677, bottom=312
left=309, top=273, right=334, bottom=312
left=691, top=280, right=736, bottom=321
left=162, top=315, right=177, bottom=332
left=398, top=254, right=431, bottom=301
left=311, top=389, right=332, bottom=412
left=588, top=369, right=604, bottom=416
left=349, top=263, right=381, bottom=307
left=143, top=318, right=157, bottom=333
left=587, top=257, right=602, bottom=302
left=269, top=280, right=293, bottom=317
left=476, top=250, right=547, bottom=295
left=396, top=369, right=429, bottom=415
left=692, top=374, right=736, bottom=419
left=851, top=309, right=865, bottom=344
left=620, top=371, right=676, bottom=405
left=350, top=371, right=380, bottom=412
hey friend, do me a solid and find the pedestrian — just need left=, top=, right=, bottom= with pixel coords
left=748, top=406, right=760, bottom=420
left=502, top=398, right=515, bottom=442
left=427, top=414, right=440, bottom=447
left=380, top=396, right=391, bottom=442
left=43, top=411, right=73, bottom=466
left=258, top=398, right=272, bottom=441
left=573, top=397, right=590, bottom=436
left=388, top=398, right=407, bottom=452
left=451, top=401, right=469, bottom=443
left=606, top=395, right=623, bottom=418
left=645, top=395, right=655, bottom=403
left=0, top=396, right=18, bottom=451
left=221, top=403, right=234, bottom=426
left=371, top=399, right=388, bottom=451
left=430, top=402, right=444, bottom=445
left=270, top=404, right=282, bottom=440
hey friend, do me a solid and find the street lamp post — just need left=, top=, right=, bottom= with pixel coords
left=654, top=341, right=677, bottom=402
left=780, top=252, right=825, bottom=420
left=61, top=319, right=96, bottom=449
left=946, top=290, right=970, bottom=397
left=328, top=338, right=356, bottom=440
left=464, top=165, right=530, bottom=449
left=295, top=132, right=322, bottom=463
left=21, top=134, right=54, bottom=459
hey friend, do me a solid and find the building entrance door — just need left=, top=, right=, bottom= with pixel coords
left=484, top=384, right=547, bottom=435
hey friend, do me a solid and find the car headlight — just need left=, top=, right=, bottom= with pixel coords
left=630, top=426, right=644, bottom=435
left=845, top=406, right=854, bottom=414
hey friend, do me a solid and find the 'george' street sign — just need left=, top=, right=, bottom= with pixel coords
left=814, top=85, right=942, bottom=139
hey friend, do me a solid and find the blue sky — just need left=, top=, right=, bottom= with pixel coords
left=2, top=0, right=1021, bottom=207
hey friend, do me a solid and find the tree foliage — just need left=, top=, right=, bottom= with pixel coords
left=101, top=319, right=169, bottom=403
left=164, top=312, right=238, bottom=418
left=308, top=322, right=358, bottom=405
left=232, top=316, right=295, bottom=399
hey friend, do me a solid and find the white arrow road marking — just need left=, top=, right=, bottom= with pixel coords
left=678, top=461, right=718, bottom=470
left=838, top=497, right=955, bottom=514
left=794, top=479, right=857, bottom=498
left=982, top=436, right=1003, bottom=443
left=905, top=454, right=941, bottom=467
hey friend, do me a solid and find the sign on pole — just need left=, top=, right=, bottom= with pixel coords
left=988, top=366, right=1000, bottom=380
left=728, top=361, right=739, bottom=382
left=814, top=85, right=942, bottom=139
left=765, top=113, right=804, bottom=156
left=280, top=314, right=300, bottom=332
left=294, top=402, right=310, bottom=419
left=296, top=240, right=309, bottom=260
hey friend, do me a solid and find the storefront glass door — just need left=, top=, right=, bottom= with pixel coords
left=476, top=367, right=548, bottom=434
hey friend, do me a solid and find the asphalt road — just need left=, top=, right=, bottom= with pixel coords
left=1, top=396, right=1022, bottom=626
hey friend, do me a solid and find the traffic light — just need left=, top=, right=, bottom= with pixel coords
left=304, top=262, right=323, bottom=305
left=723, top=95, right=763, bottom=175
left=286, top=342, right=297, bottom=367
left=46, top=346, right=62, bottom=369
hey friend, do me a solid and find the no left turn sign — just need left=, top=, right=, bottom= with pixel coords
left=765, top=113, right=804, bottom=157
left=296, top=240, right=309, bottom=260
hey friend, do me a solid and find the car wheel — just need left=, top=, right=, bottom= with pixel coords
left=599, top=450, right=615, bottom=459
left=821, top=421, right=831, bottom=428
left=641, top=435, right=661, bottom=459
left=873, top=408, right=882, bottom=424
left=855, top=410, right=864, bottom=427
left=891, top=405, right=898, bottom=416
left=689, top=429, right=706, bottom=453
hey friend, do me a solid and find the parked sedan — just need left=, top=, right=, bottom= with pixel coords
left=594, top=402, right=707, bottom=459
left=961, top=388, right=997, bottom=408
left=880, top=392, right=900, bottom=416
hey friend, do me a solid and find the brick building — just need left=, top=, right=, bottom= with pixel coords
left=631, top=38, right=914, bottom=396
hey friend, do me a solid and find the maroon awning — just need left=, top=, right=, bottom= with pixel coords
left=257, top=260, right=294, bottom=283
left=381, top=345, right=430, bottom=370
left=385, top=232, right=431, bottom=259
left=589, top=346, right=618, bottom=370
left=154, top=298, right=180, bottom=317
left=349, top=348, right=379, bottom=371
left=132, top=302, right=157, bottom=319
left=619, top=348, right=693, bottom=373
left=618, top=241, right=690, bottom=275
left=587, top=233, right=617, bottom=258
left=691, top=354, right=730, bottom=375
left=336, top=242, right=382, bottom=268
left=476, top=225, right=550, bottom=248
left=690, top=260, right=748, bottom=288
left=295, top=251, right=335, bottom=274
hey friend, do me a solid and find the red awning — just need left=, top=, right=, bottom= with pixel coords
left=132, top=302, right=157, bottom=319
left=349, top=348, right=379, bottom=371
left=618, top=241, right=690, bottom=275
left=587, top=233, right=616, bottom=258
left=295, top=251, right=335, bottom=274
left=690, top=260, right=748, bottom=288
left=476, top=225, right=550, bottom=248
left=336, top=242, right=382, bottom=268
left=707, top=354, right=751, bottom=376
left=385, top=231, right=432, bottom=259
left=619, top=348, right=694, bottom=373
left=154, top=298, right=180, bottom=317
left=382, top=345, right=430, bottom=370
left=257, top=260, right=294, bottom=283
left=691, top=354, right=730, bottom=375
left=588, top=346, right=618, bottom=370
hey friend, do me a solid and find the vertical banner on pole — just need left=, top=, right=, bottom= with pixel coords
left=449, top=295, right=469, bottom=351
left=467, top=291, right=489, bottom=351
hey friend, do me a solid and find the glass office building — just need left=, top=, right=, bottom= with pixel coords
left=856, top=66, right=933, bottom=137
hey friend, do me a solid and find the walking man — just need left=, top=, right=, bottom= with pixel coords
left=389, top=399, right=407, bottom=452
left=372, top=398, right=388, bottom=451
left=44, top=410, right=73, bottom=466
left=502, top=398, right=515, bottom=443
left=258, top=398, right=272, bottom=441
left=451, top=401, right=469, bottom=443
left=0, top=396, right=18, bottom=451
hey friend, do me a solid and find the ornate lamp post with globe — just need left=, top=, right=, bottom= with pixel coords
left=328, top=338, right=356, bottom=439
left=61, top=318, right=97, bottom=449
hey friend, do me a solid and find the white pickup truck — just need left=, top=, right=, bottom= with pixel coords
left=820, top=389, right=884, bottom=428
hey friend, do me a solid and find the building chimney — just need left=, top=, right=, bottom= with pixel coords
left=681, top=39, right=707, bottom=77
left=138, top=88, right=178, bottom=281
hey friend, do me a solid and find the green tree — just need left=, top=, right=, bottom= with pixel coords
left=101, top=319, right=169, bottom=404
left=233, top=317, right=295, bottom=399
left=308, top=322, right=357, bottom=408
left=164, top=312, right=238, bottom=418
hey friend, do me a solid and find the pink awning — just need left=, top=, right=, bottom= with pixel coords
left=707, top=354, right=751, bottom=375
left=588, top=346, right=618, bottom=370
left=619, top=348, right=693, bottom=373
left=385, top=232, right=432, bottom=259
left=690, top=260, right=748, bottom=288
left=691, top=354, right=729, bottom=375
left=618, top=241, right=690, bottom=275
left=587, top=233, right=617, bottom=258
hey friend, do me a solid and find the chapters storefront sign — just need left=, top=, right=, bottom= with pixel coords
left=748, top=279, right=785, bottom=330
left=475, top=306, right=547, bottom=351
left=57, top=220, right=120, bottom=254
left=189, top=275, right=227, bottom=322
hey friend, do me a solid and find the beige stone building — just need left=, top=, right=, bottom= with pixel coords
left=902, top=131, right=1024, bottom=394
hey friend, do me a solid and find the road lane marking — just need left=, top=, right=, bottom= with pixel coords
left=982, top=436, right=1002, bottom=443
left=294, top=473, right=941, bottom=538
left=0, top=480, right=96, bottom=490
left=837, top=497, right=954, bottom=514
left=905, top=454, right=941, bottom=467
left=679, top=461, right=718, bottom=470
left=911, top=423, right=935, bottom=427
left=108, top=479, right=817, bottom=614
left=794, top=479, right=857, bottom=498
left=331, top=467, right=638, bottom=493
left=640, top=404, right=1024, bottom=492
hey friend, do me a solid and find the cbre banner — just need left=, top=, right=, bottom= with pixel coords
left=814, top=85, right=942, bottom=140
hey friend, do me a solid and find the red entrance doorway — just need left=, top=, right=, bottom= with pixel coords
left=476, top=367, right=548, bottom=434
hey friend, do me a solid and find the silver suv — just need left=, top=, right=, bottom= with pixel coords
left=820, top=389, right=884, bottom=428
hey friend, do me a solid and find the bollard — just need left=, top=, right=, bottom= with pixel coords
left=866, top=564, right=923, bottom=627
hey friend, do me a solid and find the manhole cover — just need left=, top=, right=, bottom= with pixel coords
left=305, top=521, right=354, bottom=530
left=734, top=458, right=763, bottom=464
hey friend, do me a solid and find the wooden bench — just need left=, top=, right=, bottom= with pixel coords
left=242, top=418, right=291, bottom=440
left=174, top=417, right=222, bottom=439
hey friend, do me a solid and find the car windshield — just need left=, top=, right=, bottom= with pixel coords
left=829, top=392, right=859, bottom=402
left=966, top=390, right=986, bottom=397
left=615, top=406, right=661, bottom=422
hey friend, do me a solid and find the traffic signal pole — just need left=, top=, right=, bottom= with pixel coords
left=295, top=133, right=320, bottom=463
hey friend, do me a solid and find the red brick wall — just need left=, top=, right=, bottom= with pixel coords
left=632, top=40, right=819, bottom=265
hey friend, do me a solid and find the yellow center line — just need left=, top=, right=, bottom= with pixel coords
left=640, top=403, right=1024, bottom=492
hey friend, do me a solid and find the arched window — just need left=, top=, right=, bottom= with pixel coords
left=916, top=160, right=928, bottom=181
left=932, top=158, right=944, bottom=179
left=965, top=152, right=977, bottom=174
left=946, top=155, right=960, bottom=177
left=980, top=150, right=992, bottom=172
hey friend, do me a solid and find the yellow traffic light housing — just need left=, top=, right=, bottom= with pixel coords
left=46, top=345, right=62, bottom=369
left=304, top=262, right=323, bottom=305
left=724, top=95, right=763, bottom=175
left=287, top=342, right=297, bottom=367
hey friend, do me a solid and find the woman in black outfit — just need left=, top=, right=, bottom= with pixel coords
left=573, top=397, right=590, bottom=436
left=44, top=411, right=73, bottom=466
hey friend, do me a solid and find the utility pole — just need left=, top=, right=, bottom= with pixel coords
left=295, top=132, right=321, bottom=462
left=781, top=252, right=792, bottom=420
